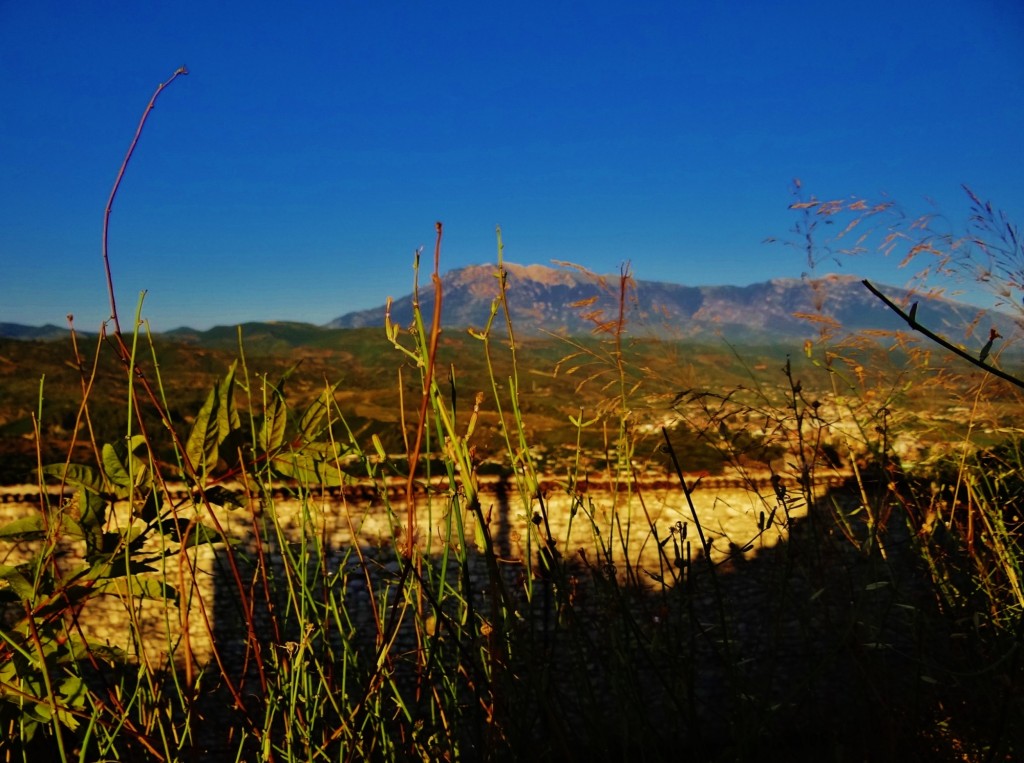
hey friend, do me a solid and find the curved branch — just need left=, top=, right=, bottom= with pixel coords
left=102, top=66, right=189, bottom=334
left=861, top=279, right=1024, bottom=391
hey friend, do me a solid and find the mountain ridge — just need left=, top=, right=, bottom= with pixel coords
left=2, top=264, right=1018, bottom=345
left=325, top=262, right=1019, bottom=343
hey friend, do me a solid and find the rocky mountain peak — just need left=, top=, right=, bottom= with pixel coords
left=324, top=262, right=1018, bottom=343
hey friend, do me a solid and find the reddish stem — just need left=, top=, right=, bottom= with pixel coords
left=404, top=222, right=444, bottom=556
left=102, top=66, right=188, bottom=334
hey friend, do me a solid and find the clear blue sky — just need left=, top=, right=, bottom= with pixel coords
left=2, top=1, right=1022, bottom=330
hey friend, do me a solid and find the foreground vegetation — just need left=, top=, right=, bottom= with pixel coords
left=1, top=74, right=1021, bottom=760
left=2, top=235, right=1021, bottom=760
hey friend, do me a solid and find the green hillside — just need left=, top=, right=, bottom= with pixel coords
left=0, top=321, right=1005, bottom=485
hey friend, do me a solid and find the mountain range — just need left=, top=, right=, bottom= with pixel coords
left=2, top=264, right=1018, bottom=345
left=324, top=263, right=1018, bottom=344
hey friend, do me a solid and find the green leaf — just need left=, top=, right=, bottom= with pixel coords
left=185, top=384, right=221, bottom=479
left=272, top=449, right=347, bottom=487
left=0, top=564, right=36, bottom=599
left=100, top=434, right=148, bottom=489
left=216, top=360, right=241, bottom=444
left=76, top=486, right=107, bottom=532
left=0, top=515, right=46, bottom=539
left=38, top=463, right=103, bottom=494
left=258, top=378, right=288, bottom=453
left=95, top=575, right=179, bottom=605
left=297, top=384, right=339, bottom=444
left=54, top=675, right=86, bottom=729
left=51, top=514, right=86, bottom=541
left=80, top=552, right=160, bottom=582
left=27, top=697, right=52, bottom=724
left=101, top=443, right=131, bottom=488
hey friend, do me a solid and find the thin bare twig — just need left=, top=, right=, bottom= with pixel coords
left=102, top=66, right=188, bottom=333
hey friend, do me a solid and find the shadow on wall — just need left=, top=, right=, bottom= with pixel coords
left=190, top=476, right=1021, bottom=762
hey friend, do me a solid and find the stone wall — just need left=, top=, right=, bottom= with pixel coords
left=0, top=474, right=811, bottom=668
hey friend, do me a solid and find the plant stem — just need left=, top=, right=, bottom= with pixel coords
left=102, top=66, right=188, bottom=334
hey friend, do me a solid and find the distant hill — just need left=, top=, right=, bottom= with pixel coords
left=0, top=323, right=75, bottom=341
left=161, top=321, right=352, bottom=352
left=325, top=263, right=1020, bottom=343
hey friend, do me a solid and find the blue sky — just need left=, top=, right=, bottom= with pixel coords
left=2, top=1, right=1022, bottom=330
